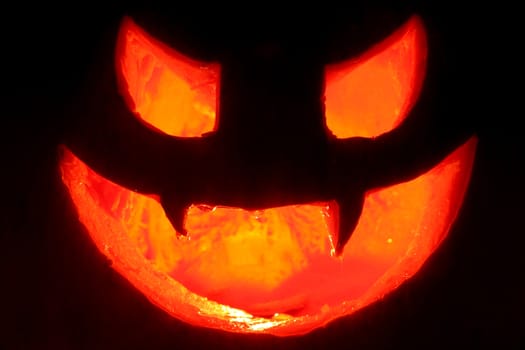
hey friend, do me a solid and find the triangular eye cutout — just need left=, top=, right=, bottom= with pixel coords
left=115, top=16, right=220, bottom=137
left=324, top=15, right=427, bottom=139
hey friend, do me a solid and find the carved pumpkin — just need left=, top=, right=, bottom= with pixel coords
left=12, top=3, right=524, bottom=348
left=56, top=9, right=477, bottom=336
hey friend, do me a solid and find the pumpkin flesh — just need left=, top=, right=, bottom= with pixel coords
left=59, top=16, right=477, bottom=335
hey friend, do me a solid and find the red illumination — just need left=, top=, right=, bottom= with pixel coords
left=115, top=16, right=219, bottom=137
left=59, top=15, right=477, bottom=336
left=324, top=15, right=427, bottom=138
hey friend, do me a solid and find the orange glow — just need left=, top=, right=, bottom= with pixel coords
left=324, top=16, right=427, bottom=138
left=115, top=17, right=219, bottom=136
left=59, top=15, right=477, bottom=336
left=59, top=139, right=476, bottom=335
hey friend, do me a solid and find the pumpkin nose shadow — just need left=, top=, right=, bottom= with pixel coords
left=216, top=50, right=328, bottom=151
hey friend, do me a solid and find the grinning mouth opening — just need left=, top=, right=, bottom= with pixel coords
left=59, top=137, right=476, bottom=335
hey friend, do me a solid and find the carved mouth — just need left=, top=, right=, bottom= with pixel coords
left=59, top=137, right=476, bottom=335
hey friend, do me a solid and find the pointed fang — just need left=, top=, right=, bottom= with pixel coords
left=160, top=195, right=189, bottom=237
left=333, top=192, right=365, bottom=257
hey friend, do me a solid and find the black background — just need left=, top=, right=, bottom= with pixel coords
left=1, top=2, right=523, bottom=349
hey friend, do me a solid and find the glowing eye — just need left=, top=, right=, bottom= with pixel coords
left=115, top=17, right=220, bottom=137
left=324, top=16, right=427, bottom=138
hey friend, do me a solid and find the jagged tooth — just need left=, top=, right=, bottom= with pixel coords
left=334, top=192, right=365, bottom=257
left=160, top=195, right=189, bottom=237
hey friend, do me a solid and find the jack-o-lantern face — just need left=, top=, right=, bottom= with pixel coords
left=59, top=13, right=476, bottom=336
